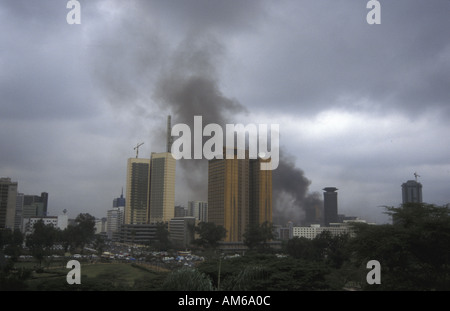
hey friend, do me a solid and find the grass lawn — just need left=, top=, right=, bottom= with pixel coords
left=24, top=262, right=169, bottom=291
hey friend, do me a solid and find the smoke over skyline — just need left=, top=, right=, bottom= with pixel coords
left=3, top=1, right=449, bottom=225
left=89, top=2, right=322, bottom=225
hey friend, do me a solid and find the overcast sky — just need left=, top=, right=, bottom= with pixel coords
left=1, top=0, right=449, bottom=225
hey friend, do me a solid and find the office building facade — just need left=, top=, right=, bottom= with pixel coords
left=125, top=152, right=176, bottom=225
left=0, top=178, right=18, bottom=229
left=148, top=152, right=176, bottom=223
left=125, top=158, right=151, bottom=225
left=169, top=216, right=196, bottom=249
left=208, top=150, right=272, bottom=242
left=323, top=187, right=338, bottom=226
left=401, top=180, right=423, bottom=204
left=188, top=201, right=208, bottom=222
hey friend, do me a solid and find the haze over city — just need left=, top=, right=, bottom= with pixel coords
left=1, top=0, right=449, bottom=225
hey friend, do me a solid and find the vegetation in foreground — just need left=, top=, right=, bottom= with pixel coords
left=1, top=202, right=449, bottom=291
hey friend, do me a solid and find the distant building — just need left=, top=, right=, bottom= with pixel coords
left=118, top=223, right=158, bottom=245
left=23, top=192, right=48, bottom=217
left=107, top=207, right=124, bottom=240
left=293, top=222, right=352, bottom=240
left=95, top=217, right=107, bottom=234
left=113, top=189, right=126, bottom=208
left=274, top=221, right=293, bottom=240
left=323, top=187, right=338, bottom=226
left=169, top=217, right=196, bottom=249
left=108, top=190, right=125, bottom=240
left=22, top=215, right=68, bottom=235
left=174, top=205, right=187, bottom=218
left=15, top=193, right=24, bottom=230
left=187, top=201, right=208, bottom=222
left=0, top=177, right=18, bottom=229
left=401, top=180, right=423, bottom=204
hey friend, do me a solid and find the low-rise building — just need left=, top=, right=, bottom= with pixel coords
left=22, top=215, right=68, bottom=235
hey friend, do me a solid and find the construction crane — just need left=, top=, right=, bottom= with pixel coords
left=414, top=172, right=420, bottom=182
left=134, top=142, right=144, bottom=158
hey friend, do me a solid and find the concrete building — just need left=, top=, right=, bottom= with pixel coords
left=113, top=189, right=126, bottom=208
left=125, top=152, right=176, bottom=225
left=323, top=187, right=338, bottom=226
left=208, top=149, right=272, bottom=242
left=107, top=207, right=124, bottom=240
left=125, top=157, right=151, bottom=225
left=293, top=222, right=356, bottom=240
left=22, top=215, right=68, bottom=235
left=187, top=201, right=208, bottom=222
left=401, top=179, right=423, bottom=204
left=108, top=191, right=125, bottom=240
left=15, top=193, right=24, bottom=230
left=148, top=152, right=176, bottom=223
left=0, top=177, right=18, bottom=229
left=22, top=192, right=48, bottom=218
left=174, top=205, right=187, bottom=218
left=118, top=223, right=158, bottom=245
left=169, top=216, right=196, bottom=249
left=95, top=217, right=107, bottom=235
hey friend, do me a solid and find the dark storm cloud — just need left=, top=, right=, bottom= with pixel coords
left=0, top=0, right=98, bottom=121
left=2, top=0, right=448, bottom=223
left=235, top=0, right=450, bottom=118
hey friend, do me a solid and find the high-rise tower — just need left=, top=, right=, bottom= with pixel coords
left=148, top=151, right=176, bottom=223
left=0, top=178, right=18, bottom=229
left=125, top=116, right=176, bottom=225
left=323, top=187, right=338, bottom=226
left=208, top=149, right=272, bottom=242
left=125, top=158, right=151, bottom=225
left=401, top=178, right=423, bottom=204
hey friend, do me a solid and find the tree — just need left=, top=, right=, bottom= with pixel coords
left=74, top=213, right=96, bottom=250
left=92, top=234, right=106, bottom=256
left=61, top=213, right=96, bottom=253
left=286, top=231, right=350, bottom=268
left=350, top=203, right=450, bottom=290
left=26, top=220, right=59, bottom=266
left=152, top=222, right=171, bottom=250
left=243, top=221, right=274, bottom=251
left=286, top=236, right=315, bottom=260
left=0, top=228, right=24, bottom=262
left=194, top=222, right=227, bottom=249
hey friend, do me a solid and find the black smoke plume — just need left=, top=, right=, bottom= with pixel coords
left=90, top=1, right=322, bottom=226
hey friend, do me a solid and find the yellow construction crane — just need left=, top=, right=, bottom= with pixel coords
left=134, top=142, right=144, bottom=158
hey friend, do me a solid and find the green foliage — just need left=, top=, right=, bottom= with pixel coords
left=286, top=231, right=351, bottom=269
left=350, top=203, right=450, bottom=290
left=61, top=213, right=96, bottom=253
left=162, top=267, right=214, bottom=291
left=26, top=220, right=60, bottom=265
left=0, top=265, right=32, bottom=291
left=198, top=254, right=334, bottom=291
left=0, top=228, right=24, bottom=261
left=194, top=222, right=227, bottom=249
left=150, top=222, right=172, bottom=251
left=243, top=221, right=275, bottom=251
left=220, top=265, right=270, bottom=291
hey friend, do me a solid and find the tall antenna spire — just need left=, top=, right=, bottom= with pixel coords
left=167, top=115, right=173, bottom=153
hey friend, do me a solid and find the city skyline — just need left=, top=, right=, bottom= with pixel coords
left=1, top=1, right=450, bottom=225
